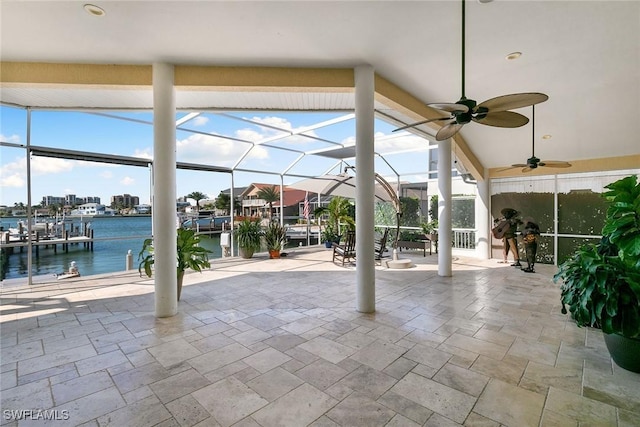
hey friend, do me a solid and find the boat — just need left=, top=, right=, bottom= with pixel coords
left=285, top=224, right=320, bottom=239
left=182, top=215, right=231, bottom=232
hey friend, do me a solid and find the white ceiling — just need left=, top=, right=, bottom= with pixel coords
left=1, top=0, right=639, bottom=172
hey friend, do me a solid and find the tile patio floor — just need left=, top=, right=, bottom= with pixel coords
left=1, top=248, right=639, bottom=426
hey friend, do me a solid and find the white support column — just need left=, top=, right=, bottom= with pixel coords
left=475, top=170, right=490, bottom=259
left=153, top=63, right=178, bottom=317
left=355, top=64, right=376, bottom=313
left=279, top=176, right=284, bottom=226
left=230, top=173, right=236, bottom=257
left=438, top=138, right=452, bottom=277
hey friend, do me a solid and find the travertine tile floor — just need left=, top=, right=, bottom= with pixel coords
left=1, top=248, right=639, bottom=427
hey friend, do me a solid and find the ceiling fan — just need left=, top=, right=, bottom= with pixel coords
left=394, top=0, right=548, bottom=141
left=508, top=104, right=572, bottom=172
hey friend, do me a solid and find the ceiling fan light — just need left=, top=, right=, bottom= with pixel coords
left=506, top=52, right=522, bottom=61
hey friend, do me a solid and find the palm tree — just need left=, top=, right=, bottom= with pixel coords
left=314, top=196, right=355, bottom=236
left=48, top=203, right=61, bottom=217
left=187, top=191, right=208, bottom=214
left=215, top=192, right=231, bottom=214
left=256, top=185, right=279, bottom=220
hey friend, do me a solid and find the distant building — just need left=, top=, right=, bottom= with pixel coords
left=42, top=196, right=66, bottom=206
left=176, top=201, right=191, bottom=212
left=111, top=194, right=139, bottom=209
left=42, top=194, right=101, bottom=206
left=80, top=196, right=101, bottom=204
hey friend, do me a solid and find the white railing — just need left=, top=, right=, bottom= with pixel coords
left=452, top=228, right=476, bottom=250
left=243, top=199, right=266, bottom=207
left=375, top=225, right=476, bottom=250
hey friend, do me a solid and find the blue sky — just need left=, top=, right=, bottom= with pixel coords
left=0, top=105, right=432, bottom=207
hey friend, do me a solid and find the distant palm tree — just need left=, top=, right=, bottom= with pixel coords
left=257, top=186, right=279, bottom=220
left=215, top=192, right=231, bottom=214
left=48, top=203, right=61, bottom=217
left=187, top=191, right=208, bottom=213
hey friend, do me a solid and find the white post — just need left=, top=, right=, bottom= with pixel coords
left=355, top=65, right=376, bottom=313
left=438, top=138, right=452, bottom=277
left=475, top=170, right=490, bottom=259
left=153, top=63, right=178, bottom=317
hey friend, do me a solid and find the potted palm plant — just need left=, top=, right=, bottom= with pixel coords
left=421, top=219, right=438, bottom=241
left=421, top=219, right=438, bottom=252
left=263, top=221, right=287, bottom=258
left=314, top=196, right=355, bottom=245
left=553, top=175, right=640, bottom=372
left=321, top=225, right=339, bottom=248
left=235, top=218, right=263, bottom=259
left=138, top=227, right=212, bottom=301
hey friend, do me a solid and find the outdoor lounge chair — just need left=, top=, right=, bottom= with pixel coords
left=332, top=230, right=356, bottom=266
left=374, top=228, right=389, bottom=262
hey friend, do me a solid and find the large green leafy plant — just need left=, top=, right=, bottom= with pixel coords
left=263, top=221, right=287, bottom=252
left=138, top=227, right=212, bottom=301
left=236, top=218, right=263, bottom=258
left=554, top=175, right=640, bottom=338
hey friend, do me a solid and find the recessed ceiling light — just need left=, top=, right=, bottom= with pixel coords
left=84, top=4, right=106, bottom=17
left=506, top=52, right=522, bottom=60
left=542, top=134, right=552, bottom=140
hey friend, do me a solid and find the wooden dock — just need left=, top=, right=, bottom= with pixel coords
left=1, top=232, right=95, bottom=254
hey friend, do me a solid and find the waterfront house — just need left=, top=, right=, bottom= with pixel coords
left=240, top=184, right=307, bottom=220
left=69, top=203, right=115, bottom=217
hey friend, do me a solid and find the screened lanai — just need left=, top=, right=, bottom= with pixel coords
left=3, top=4, right=640, bottom=427
left=2, top=1, right=639, bottom=317
left=2, top=66, right=638, bottom=318
left=0, top=76, right=478, bottom=315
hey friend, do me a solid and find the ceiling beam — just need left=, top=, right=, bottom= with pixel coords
left=174, top=65, right=354, bottom=91
left=0, top=62, right=151, bottom=87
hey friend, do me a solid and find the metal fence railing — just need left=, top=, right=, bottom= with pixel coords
left=452, top=228, right=476, bottom=250
left=375, top=225, right=477, bottom=250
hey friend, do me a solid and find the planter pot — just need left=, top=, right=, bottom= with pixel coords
left=239, top=247, right=254, bottom=259
left=177, top=270, right=184, bottom=301
left=603, top=332, right=640, bottom=373
left=324, top=241, right=333, bottom=248
left=268, top=249, right=280, bottom=259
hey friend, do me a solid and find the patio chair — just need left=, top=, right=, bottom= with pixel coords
left=374, top=228, right=389, bottom=262
left=332, top=230, right=356, bottom=266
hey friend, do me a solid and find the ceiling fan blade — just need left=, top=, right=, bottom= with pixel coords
left=436, top=122, right=464, bottom=141
left=476, top=93, right=549, bottom=112
left=495, top=165, right=523, bottom=172
left=521, top=167, right=533, bottom=173
left=473, top=111, right=529, bottom=128
left=427, top=103, right=469, bottom=113
left=393, top=117, right=451, bottom=132
left=511, top=163, right=528, bottom=168
left=540, top=160, right=572, bottom=168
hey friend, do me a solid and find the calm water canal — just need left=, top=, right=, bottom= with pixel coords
left=1, top=216, right=226, bottom=280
